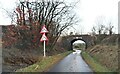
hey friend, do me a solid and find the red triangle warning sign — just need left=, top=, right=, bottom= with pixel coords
left=40, top=33, right=48, bottom=42
left=40, top=25, right=48, bottom=34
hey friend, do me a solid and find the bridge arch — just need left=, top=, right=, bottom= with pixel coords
left=70, top=39, right=87, bottom=50
left=60, top=35, right=94, bottom=50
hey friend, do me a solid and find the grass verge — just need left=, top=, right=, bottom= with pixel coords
left=81, top=51, right=113, bottom=73
left=16, top=51, right=72, bottom=72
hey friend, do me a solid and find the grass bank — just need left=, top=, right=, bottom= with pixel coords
left=81, top=51, right=114, bottom=73
left=16, top=51, right=72, bottom=72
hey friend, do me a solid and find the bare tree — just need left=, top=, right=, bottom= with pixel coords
left=95, top=16, right=106, bottom=35
left=103, top=27, right=108, bottom=35
left=98, top=25, right=105, bottom=35
left=107, top=22, right=114, bottom=35
left=94, top=16, right=115, bottom=35
left=3, top=0, right=79, bottom=49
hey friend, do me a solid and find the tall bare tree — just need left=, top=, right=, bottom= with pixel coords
left=3, top=0, right=79, bottom=49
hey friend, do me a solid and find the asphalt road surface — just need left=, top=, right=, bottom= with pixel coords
left=48, top=50, right=93, bottom=72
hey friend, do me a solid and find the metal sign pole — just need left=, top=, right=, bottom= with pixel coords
left=44, top=40, right=46, bottom=57
left=40, top=25, right=48, bottom=57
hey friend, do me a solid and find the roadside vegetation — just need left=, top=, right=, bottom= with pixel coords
left=81, top=51, right=111, bottom=72
left=82, top=35, right=118, bottom=73
left=16, top=51, right=72, bottom=72
left=87, top=45, right=118, bottom=71
left=88, top=15, right=118, bottom=73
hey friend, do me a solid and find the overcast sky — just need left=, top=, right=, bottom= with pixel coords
left=73, top=40, right=85, bottom=44
left=0, top=0, right=119, bottom=34
left=72, top=0, right=119, bottom=34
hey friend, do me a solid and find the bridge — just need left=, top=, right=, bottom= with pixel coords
left=57, top=34, right=96, bottom=50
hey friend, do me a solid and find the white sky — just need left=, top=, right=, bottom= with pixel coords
left=70, top=0, right=120, bottom=34
left=0, top=0, right=119, bottom=34
left=73, top=40, right=85, bottom=44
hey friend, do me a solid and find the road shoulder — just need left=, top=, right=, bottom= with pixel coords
left=16, top=51, right=72, bottom=72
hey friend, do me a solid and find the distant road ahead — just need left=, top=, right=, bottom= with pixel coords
left=48, top=50, right=93, bottom=73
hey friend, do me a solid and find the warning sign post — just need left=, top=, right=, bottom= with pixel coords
left=40, top=25, right=48, bottom=34
left=40, top=33, right=48, bottom=42
left=40, top=25, right=48, bottom=57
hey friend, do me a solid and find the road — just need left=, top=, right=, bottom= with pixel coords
left=48, top=50, right=93, bottom=72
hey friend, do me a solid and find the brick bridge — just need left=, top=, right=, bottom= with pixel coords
left=57, top=34, right=96, bottom=50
